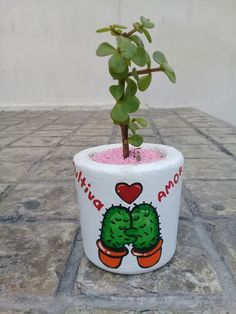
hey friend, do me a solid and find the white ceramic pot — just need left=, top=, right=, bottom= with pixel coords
left=73, top=143, right=184, bottom=274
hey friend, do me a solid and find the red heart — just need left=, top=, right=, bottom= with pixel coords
left=115, top=182, right=143, bottom=204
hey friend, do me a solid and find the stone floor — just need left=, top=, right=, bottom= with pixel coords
left=0, top=107, right=235, bottom=314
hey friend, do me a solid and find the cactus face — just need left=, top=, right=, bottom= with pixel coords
left=129, top=203, right=160, bottom=251
left=100, top=206, right=135, bottom=251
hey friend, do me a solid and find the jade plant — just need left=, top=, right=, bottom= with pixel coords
left=96, top=16, right=176, bottom=158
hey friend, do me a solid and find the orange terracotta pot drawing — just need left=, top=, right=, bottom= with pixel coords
left=131, top=239, right=163, bottom=268
left=96, top=239, right=128, bottom=269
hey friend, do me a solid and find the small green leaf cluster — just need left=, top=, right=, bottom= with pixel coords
left=96, top=17, right=176, bottom=148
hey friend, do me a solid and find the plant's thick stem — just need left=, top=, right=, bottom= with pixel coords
left=120, top=124, right=129, bottom=158
left=129, top=67, right=162, bottom=77
left=123, top=28, right=136, bottom=37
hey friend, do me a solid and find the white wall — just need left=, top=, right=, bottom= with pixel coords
left=0, top=0, right=236, bottom=125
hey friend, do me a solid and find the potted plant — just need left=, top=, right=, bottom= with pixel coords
left=73, top=17, right=184, bottom=274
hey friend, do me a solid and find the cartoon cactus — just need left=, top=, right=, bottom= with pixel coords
left=126, top=202, right=160, bottom=252
left=100, top=205, right=135, bottom=251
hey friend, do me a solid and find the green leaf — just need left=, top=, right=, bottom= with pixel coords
left=129, top=121, right=140, bottom=134
left=117, top=36, right=137, bottom=59
left=109, top=66, right=129, bottom=80
left=109, top=54, right=126, bottom=73
left=162, top=63, right=176, bottom=83
left=125, top=78, right=137, bottom=97
left=96, top=27, right=110, bottom=33
left=113, top=24, right=127, bottom=29
left=130, top=35, right=144, bottom=48
left=132, top=68, right=140, bottom=81
left=96, top=42, right=116, bottom=56
left=135, top=118, right=148, bottom=127
left=109, top=85, right=124, bottom=101
left=153, top=51, right=167, bottom=66
left=143, top=28, right=152, bottom=43
left=121, top=96, right=140, bottom=113
left=110, top=103, right=129, bottom=123
left=128, top=134, right=143, bottom=147
left=138, top=74, right=152, bottom=91
left=140, top=16, right=155, bottom=29
left=146, top=52, right=151, bottom=68
left=131, top=47, right=147, bottom=67
left=133, top=22, right=143, bottom=33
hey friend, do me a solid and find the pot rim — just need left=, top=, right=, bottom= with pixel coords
left=96, top=239, right=128, bottom=257
left=73, top=143, right=184, bottom=175
left=132, top=239, right=163, bottom=257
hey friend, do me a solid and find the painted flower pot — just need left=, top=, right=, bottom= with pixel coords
left=73, top=143, right=184, bottom=274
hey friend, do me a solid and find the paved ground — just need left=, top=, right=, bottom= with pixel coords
left=0, top=107, right=235, bottom=314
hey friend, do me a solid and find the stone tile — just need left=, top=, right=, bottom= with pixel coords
left=223, top=144, right=236, bottom=156
left=0, top=222, right=77, bottom=296
left=0, top=147, right=51, bottom=162
left=200, top=127, right=236, bottom=136
left=65, top=308, right=137, bottom=314
left=26, top=159, right=74, bottom=182
left=179, top=197, right=192, bottom=218
left=209, top=135, right=236, bottom=144
left=0, top=137, right=20, bottom=148
left=184, top=159, right=236, bottom=180
left=11, top=136, right=62, bottom=147
left=158, top=127, right=198, bottom=136
left=0, top=161, right=31, bottom=183
left=163, top=135, right=210, bottom=146
left=46, top=146, right=89, bottom=160
left=75, top=221, right=222, bottom=297
left=169, top=144, right=227, bottom=159
left=190, top=121, right=231, bottom=128
left=0, top=182, right=78, bottom=220
left=41, top=124, right=79, bottom=130
left=75, top=128, right=112, bottom=137
left=185, top=181, right=236, bottom=217
left=152, top=119, right=188, bottom=128
left=0, top=183, right=9, bottom=196
left=207, top=220, right=236, bottom=280
left=62, top=136, right=109, bottom=146
left=33, top=130, right=72, bottom=137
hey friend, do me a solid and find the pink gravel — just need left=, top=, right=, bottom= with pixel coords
left=91, top=147, right=164, bottom=165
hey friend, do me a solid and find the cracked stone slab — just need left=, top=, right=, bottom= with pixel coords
left=185, top=181, right=236, bottom=217
left=25, top=159, right=74, bottom=182
left=163, top=135, right=210, bottom=146
left=11, top=136, right=62, bottom=147
left=33, top=129, right=73, bottom=137
left=184, top=159, right=236, bottom=180
left=75, top=221, right=222, bottom=297
left=208, top=135, right=236, bottom=144
left=0, top=137, right=21, bottom=148
left=75, top=128, right=112, bottom=137
left=179, top=197, right=192, bottom=218
left=207, top=220, right=236, bottom=280
left=66, top=309, right=234, bottom=314
left=167, top=144, right=227, bottom=159
left=0, top=162, right=32, bottom=183
left=0, top=222, right=77, bottom=296
left=0, top=182, right=78, bottom=220
left=189, top=121, right=231, bottom=128
left=200, top=127, right=236, bottom=136
left=0, top=147, right=52, bottom=162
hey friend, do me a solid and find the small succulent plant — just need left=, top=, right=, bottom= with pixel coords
left=96, top=16, right=176, bottom=158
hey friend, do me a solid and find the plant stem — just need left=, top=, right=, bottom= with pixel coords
left=120, top=124, right=129, bottom=158
left=123, top=28, right=136, bottom=37
left=129, top=67, right=162, bottom=76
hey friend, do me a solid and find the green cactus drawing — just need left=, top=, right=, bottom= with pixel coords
left=126, top=202, right=160, bottom=251
left=100, top=205, right=136, bottom=251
